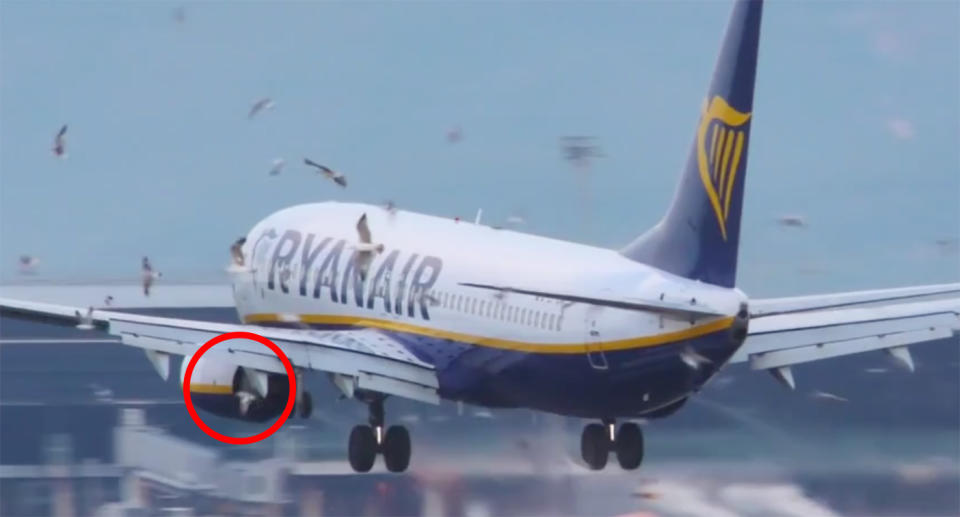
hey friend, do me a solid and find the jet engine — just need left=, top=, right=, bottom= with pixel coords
left=179, top=352, right=290, bottom=422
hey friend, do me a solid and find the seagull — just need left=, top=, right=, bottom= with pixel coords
left=248, top=97, right=275, bottom=119
left=75, top=307, right=95, bottom=330
left=103, top=295, right=114, bottom=306
left=268, top=158, right=285, bottom=176
left=382, top=200, right=398, bottom=216
left=88, top=382, right=113, bottom=401
left=141, top=256, right=162, bottom=296
left=446, top=126, right=463, bottom=143
left=810, top=390, right=848, bottom=403
left=230, top=237, right=247, bottom=266
left=172, top=6, right=186, bottom=24
left=18, top=255, right=39, bottom=275
left=353, top=213, right=384, bottom=281
left=776, top=215, right=807, bottom=228
left=304, top=158, right=347, bottom=187
left=52, top=124, right=67, bottom=158
left=236, top=391, right=258, bottom=416
left=679, top=345, right=713, bottom=370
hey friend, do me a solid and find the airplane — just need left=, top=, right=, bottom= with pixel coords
left=2, top=0, right=958, bottom=474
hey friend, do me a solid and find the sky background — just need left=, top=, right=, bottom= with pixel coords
left=1, top=0, right=957, bottom=297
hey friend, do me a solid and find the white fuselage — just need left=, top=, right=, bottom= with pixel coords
left=228, top=202, right=747, bottom=417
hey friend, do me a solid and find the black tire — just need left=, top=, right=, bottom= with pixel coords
left=580, top=423, right=609, bottom=470
left=299, top=392, right=313, bottom=419
left=348, top=425, right=377, bottom=473
left=383, top=426, right=412, bottom=473
left=615, top=422, right=644, bottom=470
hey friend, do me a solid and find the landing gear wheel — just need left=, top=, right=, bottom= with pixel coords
left=382, top=425, right=411, bottom=473
left=580, top=423, right=609, bottom=470
left=348, top=425, right=377, bottom=473
left=298, top=391, right=313, bottom=419
left=615, top=422, right=644, bottom=470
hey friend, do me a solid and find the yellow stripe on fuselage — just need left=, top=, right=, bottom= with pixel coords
left=189, top=384, right=234, bottom=395
left=243, top=313, right=735, bottom=354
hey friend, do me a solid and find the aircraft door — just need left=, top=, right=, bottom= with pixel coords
left=585, top=306, right=608, bottom=370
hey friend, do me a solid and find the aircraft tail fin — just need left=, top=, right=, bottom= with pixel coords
left=621, top=0, right=763, bottom=288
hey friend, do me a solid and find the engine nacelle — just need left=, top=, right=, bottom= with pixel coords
left=179, top=352, right=289, bottom=422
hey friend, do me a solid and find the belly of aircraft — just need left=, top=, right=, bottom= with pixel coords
left=392, top=328, right=739, bottom=418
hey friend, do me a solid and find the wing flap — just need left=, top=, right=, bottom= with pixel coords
left=747, top=327, right=952, bottom=370
left=739, top=299, right=959, bottom=358
left=733, top=294, right=960, bottom=387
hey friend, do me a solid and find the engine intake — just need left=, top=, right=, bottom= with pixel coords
left=180, top=353, right=289, bottom=422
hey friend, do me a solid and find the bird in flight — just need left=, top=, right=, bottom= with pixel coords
left=304, top=158, right=347, bottom=188
left=141, top=257, right=162, bottom=296
left=446, top=126, right=463, bottom=143
left=75, top=307, right=95, bottom=330
left=18, top=255, right=39, bottom=275
left=810, top=390, right=849, bottom=403
left=248, top=97, right=275, bottom=119
left=268, top=158, right=285, bottom=176
left=230, top=237, right=247, bottom=266
left=776, top=215, right=807, bottom=228
left=52, top=125, right=68, bottom=158
left=679, top=345, right=713, bottom=370
left=353, top=213, right=384, bottom=281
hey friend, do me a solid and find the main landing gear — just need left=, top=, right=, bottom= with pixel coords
left=348, top=398, right=411, bottom=473
left=581, top=419, right=644, bottom=470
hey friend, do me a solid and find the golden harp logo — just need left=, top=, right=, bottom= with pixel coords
left=697, top=96, right=751, bottom=241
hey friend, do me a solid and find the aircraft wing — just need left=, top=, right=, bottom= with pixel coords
left=0, top=296, right=440, bottom=404
left=731, top=284, right=960, bottom=388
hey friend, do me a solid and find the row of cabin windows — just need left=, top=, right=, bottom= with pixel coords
left=429, top=290, right=563, bottom=331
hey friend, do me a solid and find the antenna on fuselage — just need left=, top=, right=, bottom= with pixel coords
left=474, top=208, right=483, bottom=224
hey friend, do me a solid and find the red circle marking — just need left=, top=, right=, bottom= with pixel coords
left=182, top=331, right=296, bottom=445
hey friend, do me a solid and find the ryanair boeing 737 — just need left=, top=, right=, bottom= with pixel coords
left=2, top=0, right=958, bottom=473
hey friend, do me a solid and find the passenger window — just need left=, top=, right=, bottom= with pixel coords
left=456, top=295, right=462, bottom=312
left=548, top=314, right=556, bottom=330
left=479, top=300, right=486, bottom=316
left=471, top=298, right=477, bottom=315
left=520, top=308, right=527, bottom=325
